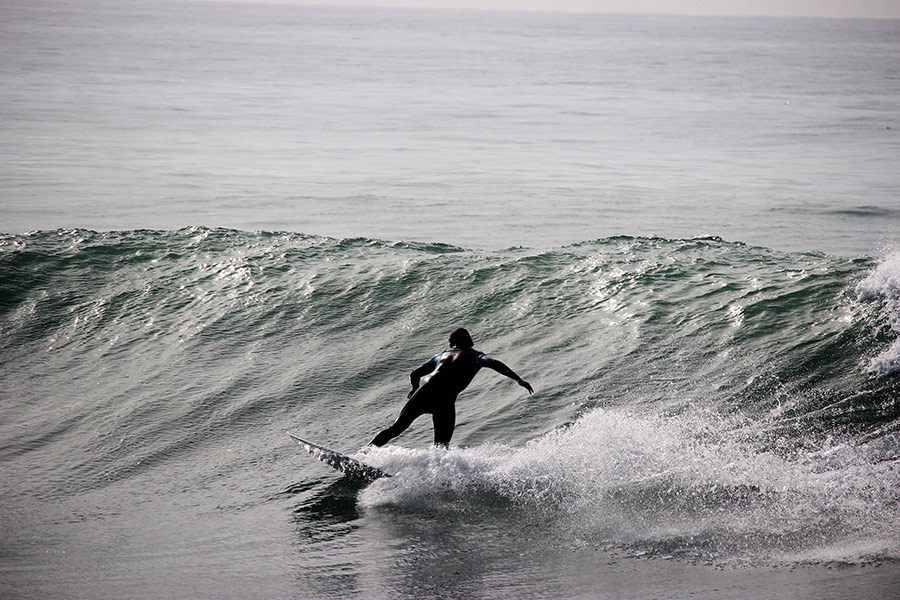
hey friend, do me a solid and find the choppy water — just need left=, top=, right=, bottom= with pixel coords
left=2, top=0, right=900, bottom=597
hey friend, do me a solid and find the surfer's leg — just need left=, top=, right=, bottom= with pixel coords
left=369, top=393, right=430, bottom=447
left=431, top=403, right=456, bottom=448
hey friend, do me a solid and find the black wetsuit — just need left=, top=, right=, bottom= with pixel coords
left=370, top=346, right=524, bottom=447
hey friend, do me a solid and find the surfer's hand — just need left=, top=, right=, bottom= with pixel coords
left=407, top=387, right=417, bottom=399
left=518, top=379, right=534, bottom=394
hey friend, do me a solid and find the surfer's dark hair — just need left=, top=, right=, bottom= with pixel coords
left=449, top=328, right=474, bottom=348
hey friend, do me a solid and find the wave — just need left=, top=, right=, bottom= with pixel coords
left=2, top=227, right=899, bottom=565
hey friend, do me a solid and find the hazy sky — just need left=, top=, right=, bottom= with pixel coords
left=243, top=0, right=900, bottom=19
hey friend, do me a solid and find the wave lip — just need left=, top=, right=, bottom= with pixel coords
left=856, top=252, right=900, bottom=376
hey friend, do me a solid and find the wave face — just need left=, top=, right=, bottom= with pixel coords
left=2, top=228, right=899, bottom=566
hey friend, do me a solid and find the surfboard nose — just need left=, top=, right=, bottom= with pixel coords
left=289, top=433, right=391, bottom=481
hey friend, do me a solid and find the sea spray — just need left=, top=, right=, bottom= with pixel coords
left=358, top=407, right=900, bottom=565
left=856, top=252, right=900, bottom=376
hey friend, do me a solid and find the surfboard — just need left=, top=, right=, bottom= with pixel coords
left=288, top=433, right=391, bottom=481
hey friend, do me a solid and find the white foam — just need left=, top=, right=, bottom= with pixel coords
left=357, top=407, right=900, bottom=565
left=856, top=252, right=900, bottom=376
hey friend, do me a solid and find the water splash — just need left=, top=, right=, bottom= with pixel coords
left=359, top=407, right=900, bottom=566
left=856, top=252, right=900, bottom=376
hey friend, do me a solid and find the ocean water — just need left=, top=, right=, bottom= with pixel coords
left=2, top=0, right=899, bottom=254
left=2, top=1, right=900, bottom=599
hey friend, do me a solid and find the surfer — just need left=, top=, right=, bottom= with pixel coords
left=369, top=328, right=533, bottom=448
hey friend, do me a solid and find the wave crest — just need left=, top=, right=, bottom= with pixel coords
left=856, top=252, right=900, bottom=376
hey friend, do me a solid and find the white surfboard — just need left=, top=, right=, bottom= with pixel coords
left=288, top=433, right=390, bottom=481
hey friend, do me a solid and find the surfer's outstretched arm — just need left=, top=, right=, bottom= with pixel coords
left=481, top=357, right=534, bottom=394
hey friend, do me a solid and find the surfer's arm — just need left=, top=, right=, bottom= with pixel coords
left=479, top=356, right=534, bottom=394
left=408, top=355, right=439, bottom=396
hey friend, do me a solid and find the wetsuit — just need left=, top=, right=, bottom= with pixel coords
left=370, top=346, right=526, bottom=447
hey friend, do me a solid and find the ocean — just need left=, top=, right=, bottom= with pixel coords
left=1, top=1, right=899, bottom=598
